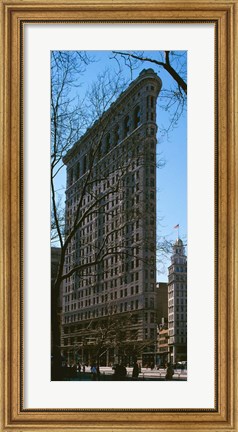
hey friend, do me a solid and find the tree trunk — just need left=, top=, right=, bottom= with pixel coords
left=51, top=279, right=62, bottom=380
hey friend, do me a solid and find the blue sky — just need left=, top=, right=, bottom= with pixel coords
left=53, top=50, right=187, bottom=282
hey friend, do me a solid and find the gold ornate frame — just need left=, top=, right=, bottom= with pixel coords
left=0, top=0, right=237, bottom=431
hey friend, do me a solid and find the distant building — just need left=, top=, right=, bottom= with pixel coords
left=51, top=247, right=61, bottom=286
left=156, top=319, right=169, bottom=366
left=168, top=238, right=187, bottom=363
left=156, top=282, right=168, bottom=324
left=61, top=69, right=162, bottom=366
left=155, top=282, right=168, bottom=365
left=51, top=247, right=62, bottom=354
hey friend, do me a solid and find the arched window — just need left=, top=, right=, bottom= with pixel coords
left=134, top=106, right=141, bottom=128
left=105, top=133, right=111, bottom=154
left=69, top=168, right=73, bottom=185
left=114, top=124, right=120, bottom=145
left=124, top=115, right=130, bottom=137
left=83, top=154, right=87, bottom=174
left=97, top=141, right=102, bottom=160
left=75, top=161, right=80, bottom=179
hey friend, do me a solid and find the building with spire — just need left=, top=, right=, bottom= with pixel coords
left=168, top=238, right=187, bottom=364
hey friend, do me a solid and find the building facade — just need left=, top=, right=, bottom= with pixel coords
left=61, top=69, right=162, bottom=366
left=51, top=247, right=62, bottom=360
left=156, top=319, right=169, bottom=366
left=168, top=238, right=187, bottom=364
left=156, top=282, right=168, bottom=325
left=155, top=282, right=169, bottom=365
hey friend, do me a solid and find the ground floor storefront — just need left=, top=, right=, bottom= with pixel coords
left=61, top=344, right=156, bottom=368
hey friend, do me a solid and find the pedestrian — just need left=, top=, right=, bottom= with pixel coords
left=119, top=363, right=127, bottom=380
left=114, top=364, right=120, bottom=380
left=132, top=361, right=139, bottom=380
left=91, top=364, right=97, bottom=380
left=72, top=363, right=78, bottom=378
left=114, top=362, right=127, bottom=380
left=96, top=364, right=101, bottom=381
left=165, top=363, right=174, bottom=381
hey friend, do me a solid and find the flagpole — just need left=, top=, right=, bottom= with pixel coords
left=174, top=224, right=180, bottom=239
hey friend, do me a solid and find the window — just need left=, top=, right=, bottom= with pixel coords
left=83, top=155, right=87, bottom=174
left=105, top=133, right=111, bottom=153
left=124, top=115, right=130, bottom=137
left=69, top=169, right=73, bottom=185
left=75, top=161, right=80, bottom=179
left=134, top=106, right=141, bottom=128
left=114, top=124, right=120, bottom=145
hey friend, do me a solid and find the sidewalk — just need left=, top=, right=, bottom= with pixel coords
left=97, top=366, right=187, bottom=380
left=63, top=366, right=187, bottom=381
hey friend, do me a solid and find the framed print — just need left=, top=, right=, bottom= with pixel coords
left=0, top=0, right=237, bottom=430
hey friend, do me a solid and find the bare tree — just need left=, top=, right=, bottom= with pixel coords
left=51, top=51, right=93, bottom=376
left=64, top=305, right=155, bottom=369
left=112, top=50, right=187, bottom=93
left=51, top=51, right=186, bottom=379
left=54, top=131, right=158, bottom=372
left=51, top=52, right=151, bottom=378
left=112, top=50, right=187, bottom=136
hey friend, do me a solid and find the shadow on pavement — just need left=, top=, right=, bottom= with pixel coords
left=61, top=372, right=186, bottom=381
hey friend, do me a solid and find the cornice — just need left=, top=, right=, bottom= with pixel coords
left=63, top=69, right=162, bottom=164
